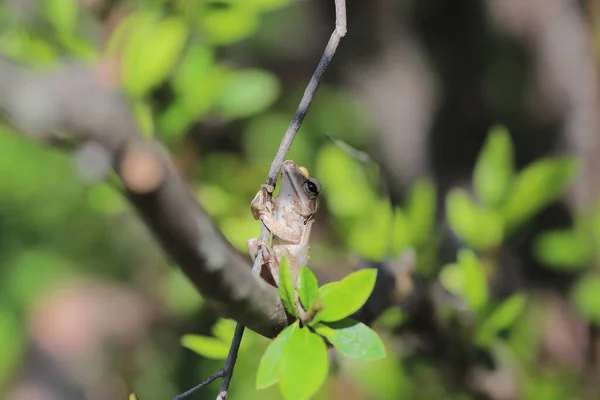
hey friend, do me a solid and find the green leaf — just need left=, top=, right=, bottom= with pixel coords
left=347, top=199, right=393, bottom=260
left=446, top=189, right=504, bottom=250
left=439, top=249, right=489, bottom=314
left=476, top=293, right=527, bottom=346
left=279, top=256, right=298, bottom=318
left=212, top=318, right=236, bottom=342
left=392, top=207, right=411, bottom=255
left=502, top=158, right=579, bottom=232
left=533, top=229, right=592, bottom=270
left=474, top=125, right=514, bottom=208
left=132, top=101, right=154, bottom=139
left=218, top=69, right=280, bottom=119
left=314, top=318, right=386, bottom=360
left=570, top=273, right=600, bottom=323
left=123, top=13, right=188, bottom=98
left=45, top=0, right=78, bottom=37
left=316, top=268, right=377, bottom=322
left=405, top=178, right=437, bottom=246
left=315, top=144, right=378, bottom=219
left=256, top=323, right=296, bottom=389
left=279, top=326, right=328, bottom=400
left=0, top=306, right=24, bottom=386
left=171, top=47, right=228, bottom=123
left=298, top=266, right=319, bottom=312
left=181, top=334, right=229, bottom=360
left=199, top=5, right=260, bottom=46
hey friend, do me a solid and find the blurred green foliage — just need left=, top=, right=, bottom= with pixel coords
left=0, top=1, right=598, bottom=400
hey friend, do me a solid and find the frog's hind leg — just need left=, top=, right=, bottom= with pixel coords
left=246, top=238, right=278, bottom=287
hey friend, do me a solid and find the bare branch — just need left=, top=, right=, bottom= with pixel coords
left=189, top=1, right=348, bottom=398
left=0, top=56, right=288, bottom=339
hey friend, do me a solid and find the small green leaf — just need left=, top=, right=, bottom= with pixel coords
left=316, top=269, right=377, bottom=322
left=256, top=323, right=296, bottom=389
left=280, top=326, right=328, bottom=400
left=218, top=69, right=280, bottom=119
left=476, top=293, right=527, bottom=346
left=347, top=199, right=393, bottom=260
left=446, top=189, right=503, bottom=250
left=315, top=144, right=378, bottom=219
left=533, top=229, right=592, bottom=270
left=372, top=307, right=405, bottom=329
left=279, top=256, right=298, bottom=318
left=129, top=393, right=139, bottom=400
left=392, top=207, right=411, bottom=255
left=181, top=334, right=229, bottom=360
left=212, top=318, right=236, bottom=342
left=45, top=0, right=78, bottom=37
left=132, top=101, right=154, bottom=139
left=571, top=273, right=600, bottom=323
left=199, top=5, right=260, bottom=46
left=123, top=13, right=188, bottom=98
left=474, top=125, right=514, bottom=208
left=298, top=266, right=319, bottom=312
left=406, top=178, right=437, bottom=246
left=502, top=158, right=579, bottom=232
left=439, top=249, right=489, bottom=314
left=314, top=318, right=386, bottom=360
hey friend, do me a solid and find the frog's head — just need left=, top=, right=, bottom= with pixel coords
left=278, top=160, right=321, bottom=217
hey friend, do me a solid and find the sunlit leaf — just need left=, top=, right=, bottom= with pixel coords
left=474, top=125, right=514, bottom=208
left=502, top=158, right=579, bottom=232
left=316, top=144, right=378, bottom=219
left=533, top=229, right=592, bottom=270
left=298, top=266, right=319, bottom=312
left=372, top=307, right=405, bottom=329
left=45, top=0, right=78, bottom=37
left=347, top=199, right=393, bottom=260
left=251, top=0, right=291, bottom=12
left=314, top=318, right=386, bottom=360
left=132, top=101, right=154, bottom=139
left=122, top=13, right=188, bottom=98
left=405, top=178, right=437, bottom=246
left=315, top=268, right=377, bottom=322
left=256, top=323, right=296, bottom=389
left=446, top=189, right=503, bottom=250
left=279, top=326, right=328, bottom=400
left=199, top=5, right=260, bottom=46
left=439, top=249, right=489, bottom=314
left=218, top=69, right=280, bottom=119
left=392, top=207, right=411, bottom=256
left=279, top=256, right=298, bottom=318
left=571, top=273, right=600, bottom=323
left=0, top=307, right=24, bottom=386
left=476, top=293, right=527, bottom=346
left=212, top=318, right=236, bottom=342
left=181, top=334, right=229, bottom=360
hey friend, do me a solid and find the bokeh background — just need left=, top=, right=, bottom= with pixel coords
left=1, top=0, right=600, bottom=399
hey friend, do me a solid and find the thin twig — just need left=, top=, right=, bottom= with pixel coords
left=172, top=370, right=225, bottom=400
left=174, top=1, right=347, bottom=398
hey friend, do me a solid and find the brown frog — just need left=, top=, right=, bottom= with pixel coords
left=247, top=160, right=321, bottom=287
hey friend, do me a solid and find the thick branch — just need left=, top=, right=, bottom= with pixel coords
left=0, top=56, right=288, bottom=338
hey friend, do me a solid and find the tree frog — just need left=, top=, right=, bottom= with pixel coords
left=247, top=160, right=321, bottom=288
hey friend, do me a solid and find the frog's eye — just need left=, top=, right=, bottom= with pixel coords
left=303, top=178, right=321, bottom=197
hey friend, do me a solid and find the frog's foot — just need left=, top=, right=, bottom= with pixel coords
left=250, top=187, right=275, bottom=220
left=246, top=238, right=278, bottom=285
left=260, top=183, right=275, bottom=194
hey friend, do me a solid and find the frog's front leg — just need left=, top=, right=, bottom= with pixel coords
left=246, top=238, right=279, bottom=286
left=250, top=188, right=302, bottom=244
